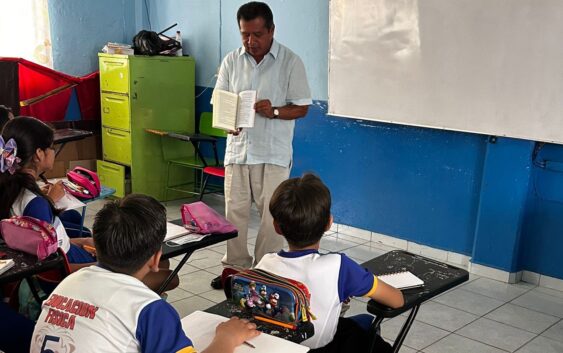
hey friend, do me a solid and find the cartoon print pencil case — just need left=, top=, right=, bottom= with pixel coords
left=64, top=166, right=100, bottom=199
left=227, top=269, right=315, bottom=334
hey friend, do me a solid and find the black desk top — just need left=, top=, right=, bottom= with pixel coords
left=362, top=250, right=469, bottom=318
left=0, top=245, right=66, bottom=284
left=161, top=218, right=236, bottom=260
left=161, top=231, right=237, bottom=260
left=53, top=128, right=93, bottom=145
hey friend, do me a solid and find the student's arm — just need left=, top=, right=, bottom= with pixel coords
left=338, top=254, right=404, bottom=309
left=136, top=301, right=259, bottom=353
left=136, top=300, right=196, bottom=353
left=203, top=317, right=260, bottom=353
left=367, top=277, right=404, bottom=309
left=22, top=196, right=53, bottom=223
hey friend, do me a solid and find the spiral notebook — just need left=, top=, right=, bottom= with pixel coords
left=378, top=271, right=424, bottom=290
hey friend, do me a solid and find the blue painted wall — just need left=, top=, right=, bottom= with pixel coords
left=47, top=0, right=563, bottom=279
left=48, top=0, right=140, bottom=76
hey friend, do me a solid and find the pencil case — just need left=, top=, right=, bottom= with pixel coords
left=0, top=216, right=58, bottom=260
left=64, top=167, right=100, bottom=199
left=227, top=269, right=315, bottom=335
left=181, top=201, right=237, bottom=234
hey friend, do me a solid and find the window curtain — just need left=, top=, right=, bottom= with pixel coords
left=0, top=0, right=53, bottom=67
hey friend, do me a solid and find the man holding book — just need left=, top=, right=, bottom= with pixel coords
left=211, top=1, right=312, bottom=289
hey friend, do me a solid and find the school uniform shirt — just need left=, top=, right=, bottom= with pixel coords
left=10, top=188, right=70, bottom=252
left=215, top=39, right=312, bottom=168
left=255, top=249, right=378, bottom=349
left=30, top=266, right=194, bottom=353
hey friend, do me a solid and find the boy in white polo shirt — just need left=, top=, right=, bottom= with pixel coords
left=255, top=174, right=404, bottom=353
left=30, top=194, right=259, bottom=353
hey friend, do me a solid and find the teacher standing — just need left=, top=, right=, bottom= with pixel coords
left=211, top=1, right=311, bottom=289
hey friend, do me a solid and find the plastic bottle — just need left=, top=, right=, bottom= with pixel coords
left=175, top=31, right=183, bottom=56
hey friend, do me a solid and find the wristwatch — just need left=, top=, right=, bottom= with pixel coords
left=273, top=108, right=280, bottom=119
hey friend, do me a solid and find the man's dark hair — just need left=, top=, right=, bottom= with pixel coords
left=93, top=194, right=167, bottom=274
left=237, top=1, right=274, bottom=30
left=269, top=173, right=331, bottom=248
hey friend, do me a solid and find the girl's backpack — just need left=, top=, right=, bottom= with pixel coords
left=0, top=216, right=58, bottom=260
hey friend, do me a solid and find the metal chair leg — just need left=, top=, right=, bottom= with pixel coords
left=199, top=174, right=210, bottom=201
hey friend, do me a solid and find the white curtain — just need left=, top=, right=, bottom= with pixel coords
left=0, top=0, right=53, bottom=67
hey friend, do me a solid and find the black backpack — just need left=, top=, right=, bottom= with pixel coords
left=132, top=30, right=181, bottom=56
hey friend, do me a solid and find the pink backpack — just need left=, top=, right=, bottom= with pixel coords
left=64, top=166, right=101, bottom=199
left=0, top=216, right=59, bottom=260
left=181, top=201, right=237, bottom=234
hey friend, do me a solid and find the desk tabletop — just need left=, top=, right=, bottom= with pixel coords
left=161, top=231, right=236, bottom=260
left=362, top=250, right=469, bottom=318
left=0, top=245, right=66, bottom=284
left=53, top=128, right=93, bottom=144
left=161, top=219, right=236, bottom=259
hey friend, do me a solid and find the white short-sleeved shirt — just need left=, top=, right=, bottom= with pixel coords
left=10, top=189, right=70, bottom=252
left=255, top=249, right=378, bottom=349
left=214, top=39, right=312, bottom=168
left=30, top=266, right=194, bottom=353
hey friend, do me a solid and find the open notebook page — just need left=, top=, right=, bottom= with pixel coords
left=378, top=271, right=424, bottom=290
left=181, top=311, right=310, bottom=353
left=164, top=222, right=190, bottom=241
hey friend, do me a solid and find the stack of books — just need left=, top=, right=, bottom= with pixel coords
left=103, top=42, right=134, bottom=55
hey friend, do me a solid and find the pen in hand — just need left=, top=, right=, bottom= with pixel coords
left=243, top=341, right=256, bottom=349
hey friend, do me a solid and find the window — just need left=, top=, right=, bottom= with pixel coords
left=0, top=0, right=53, bottom=67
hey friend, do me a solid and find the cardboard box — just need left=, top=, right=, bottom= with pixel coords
left=45, top=135, right=101, bottom=178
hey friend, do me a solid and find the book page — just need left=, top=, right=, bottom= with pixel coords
left=236, top=90, right=257, bottom=128
left=212, top=89, right=239, bottom=131
left=56, top=193, right=86, bottom=211
left=164, top=222, right=190, bottom=241
left=181, top=311, right=309, bottom=353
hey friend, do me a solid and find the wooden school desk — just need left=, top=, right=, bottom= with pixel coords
left=53, top=128, right=93, bottom=157
left=159, top=219, right=237, bottom=295
left=362, top=250, right=469, bottom=353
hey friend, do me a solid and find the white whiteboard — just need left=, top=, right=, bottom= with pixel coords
left=329, top=0, right=563, bottom=144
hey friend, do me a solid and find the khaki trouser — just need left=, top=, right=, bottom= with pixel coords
left=222, top=163, right=290, bottom=269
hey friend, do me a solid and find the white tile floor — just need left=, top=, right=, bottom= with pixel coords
left=84, top=196, right=563, bottom=353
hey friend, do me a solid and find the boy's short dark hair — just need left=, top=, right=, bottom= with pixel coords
left=237, top=1, right=274, bottom=30
left=269, top=173, right=331, bottom=248
left=93, top=194, right=167, bottom=274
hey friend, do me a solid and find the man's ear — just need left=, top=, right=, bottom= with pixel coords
left=273, top=220, right=283, bottom=235
left=325, top=215, right=334, bottom=232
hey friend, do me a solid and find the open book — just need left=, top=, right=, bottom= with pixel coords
left=212, top=89, right=257, bottom=131
left=378, top=271, right=424, bottom=290
left=181, top=311, right=310, bottom=353
left=164, top=222, right=191, bottom=241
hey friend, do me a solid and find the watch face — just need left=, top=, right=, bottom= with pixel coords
left=274, top=109, right=280, bottom=116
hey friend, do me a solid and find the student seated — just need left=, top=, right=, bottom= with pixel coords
left=255, top=173, right=404, bottom=353
left=0, top=117, right=177, bottom=294
left=0, top=117, right=96, bottom=270
left=30, top=194, right=260, bottom=353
